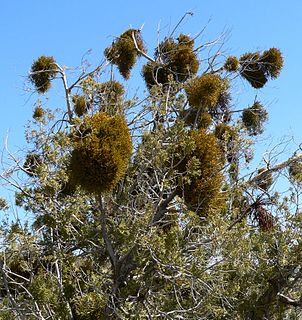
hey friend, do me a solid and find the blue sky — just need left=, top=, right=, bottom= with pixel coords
left=0, top=1, right=301, bottom=202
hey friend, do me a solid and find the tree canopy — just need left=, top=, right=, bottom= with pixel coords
left=1, top=14, right=302, bottom=320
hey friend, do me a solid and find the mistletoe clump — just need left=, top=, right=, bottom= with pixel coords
left=260, top=47, right=284, bottom=78
left=69, top=112, right=132, bottom=194
left=72, top=95, right=89, bottom=117
left=224, top=56, right=239, bottom=72
left=185, top=73, right=227, bottom=110
left=142, top=62, right=171, bottom=88
left=142, top=34, right=199, bottom=88
left=33, top=106, right=44, bottom=120
left=30, top=56, right=58, bottom=93
left=242, top=101, right=268, bottom=135
left=104, top=29, right=146, bottom=79
left=239, top=48, right=283, bottom=88
left=176, top=129, right=224, bottom=216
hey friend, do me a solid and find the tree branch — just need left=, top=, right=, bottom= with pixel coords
left=131, top=32, right=155, bottom=63
left=248, top=153, right=302, bottom=185
left=99, top=196, right=118, bottom=269
left=278, top=292, right=302, bottom=307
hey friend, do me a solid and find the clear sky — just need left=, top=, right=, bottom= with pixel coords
left=0, top=1, right=301, bottom=196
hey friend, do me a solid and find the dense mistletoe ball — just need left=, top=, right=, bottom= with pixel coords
left=224, top=56, right=239, bottom=72
left=142, top=34, right=199, bottom=88
left=30, top=56, right=57, bottom=93
left=239, top=48, right=283, bottom=89
left=239, top=52, right=266, bottom=88
left=242, top=101, right=268, bottom=135
left=259, top=47, right=283, bottom=79
left=69, top=112, right=132, bottom=194
left=176, top=129, right=224, bottom=216
left=185, top=73, right=226, bottom=109
left=72, top=95, right=89, bottom=117
left=104, top=29, right=146, bottom=79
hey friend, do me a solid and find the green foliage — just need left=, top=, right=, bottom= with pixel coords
left=69, top=112, right=132, bottom=194
left=242, top=101, right=268, bottom=135
left=104, top=29, right=146, bottom=79
left=3, top=20, right=299, bottom=320
left=29, top=56, right=57, bottom=93
left=142, top=34, right=199, bottom=88
left=185, top=73, right=227, bottom=110
left=74, top=292, right=106, bottom=319
left=239, top=48, right=283, bottom=88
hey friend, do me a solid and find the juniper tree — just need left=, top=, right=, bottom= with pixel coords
left=2, top=14, right=302, bottom=320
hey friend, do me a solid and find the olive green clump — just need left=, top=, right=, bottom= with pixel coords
left=104, top=29, right=146, bottom=79
left=69, top=112, right=132, bottom=194
left=289, top=162, right=302, bottom=183
left=240, top=52, right=265, bottom=88
left=260, top=47, right=284, bottom=78
left=142, top=34, right=199, bottom=88
left=30, top=56, right=57, bottom=93
left=142, top=62, right=171, bottom=88
left=177, top=34, right=195, bottom=48
left=24, top=154, right=42, bottom=176
left=224, top=56, right=239, bottom=72
left=239, top=48, right=283, bottom=88
left=33, top=106, right=44, bottom=120
left=176, top=129, right=224, bottom=216
left=242, top=101, right=268, bottom=135
left=72, top=95, right=89, bottom=117
left=185, top=73, right=226, bottom=109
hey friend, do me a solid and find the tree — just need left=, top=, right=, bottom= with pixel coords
left=1, top=13, right=302, bottom=319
